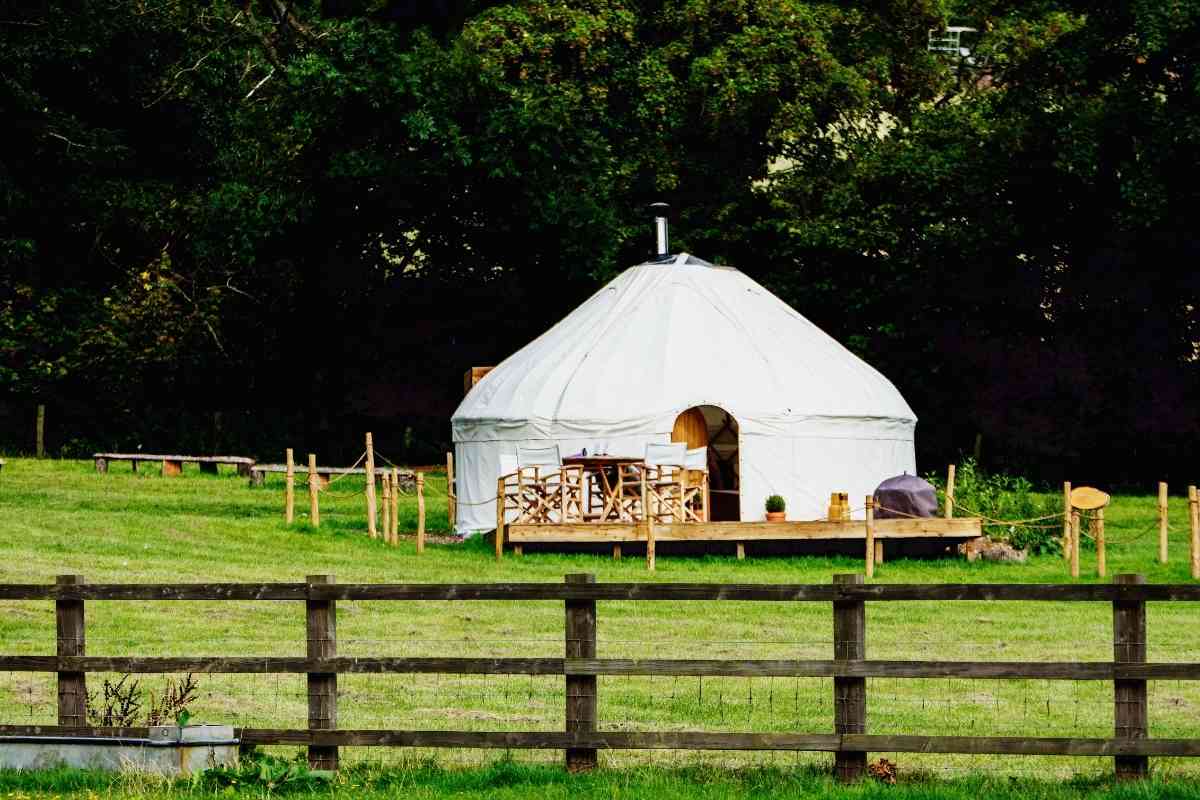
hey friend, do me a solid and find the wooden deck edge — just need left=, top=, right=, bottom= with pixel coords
left=507, top=518, right=982, bottom=543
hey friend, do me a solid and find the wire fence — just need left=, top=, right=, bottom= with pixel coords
left=2, top=588, right=1199, bottom=777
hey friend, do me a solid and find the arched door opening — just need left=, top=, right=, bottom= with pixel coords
left=672, top=406, right=740, bottom=521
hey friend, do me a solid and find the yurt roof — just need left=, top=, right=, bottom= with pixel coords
left=452, top=254, right=916, bottom=439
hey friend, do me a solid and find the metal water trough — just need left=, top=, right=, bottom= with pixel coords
left=0, top=725, right=238, bottom=775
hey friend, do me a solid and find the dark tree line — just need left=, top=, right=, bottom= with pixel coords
left=1, top=0, right=1197, bottom=485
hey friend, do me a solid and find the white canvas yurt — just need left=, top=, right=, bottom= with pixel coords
left=451, top=212, right=917, bottom=535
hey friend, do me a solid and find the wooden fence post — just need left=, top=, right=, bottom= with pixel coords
left=1158, top=482, right=1169, bottom=564
left=645, top=518, right=655, bottom=572
left=55, top=575, right=86, bottom=727
left=416, top=473, right=426, bottom=554
left=564, top=573, right=597, bottom=772
left=36, top=404, right=45, bottom=459
left=308, top=454, right=320, bottom=528
left=285, top=449, right=295, bottom=525
left=1112, top=573, right=1147, bottom=780
left=864, top=497, right=875, bottom=579
left=365, top=433, right=378, bottom=539
left=1096, top=508, right=1106, bottom=578
left=390, top=467, right=400, bottom=544
left=306, top=574, right=337, bottom=771
left=1070, top=510, right=1080, bottom=579
left=1190, top=485, right=1199, bottom=580
left=495, top=476, right=505, bottom=561
left=833, top=574, right=866, bottom=782
left=380, top=473, right=392, bottom=542
left=1062, top=482, right=1072, bottom=561
left=447, top=452, right=456, bottom=529
left=944, top=464, right=955, bottom=518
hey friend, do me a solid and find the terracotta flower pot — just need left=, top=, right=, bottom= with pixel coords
left=765, top=511, right=786, bottom=522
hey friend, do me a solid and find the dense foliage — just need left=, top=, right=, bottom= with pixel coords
left=2, top=0, right=1197, bottom=482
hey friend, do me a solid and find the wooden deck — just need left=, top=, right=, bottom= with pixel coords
left=500, top=516, right=983, bottom=571
left=506, top=517, right=982, bottom=544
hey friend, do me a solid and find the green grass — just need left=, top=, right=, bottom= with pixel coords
left=3, top=761, right=1200, bottom=800
left=0, top=457, right=1198, bottom=791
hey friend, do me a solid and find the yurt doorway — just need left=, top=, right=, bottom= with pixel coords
left=672, top=406, right=740, bottom=521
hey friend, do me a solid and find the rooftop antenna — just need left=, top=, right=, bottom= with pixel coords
left=649, top=202, right=670, bottom=261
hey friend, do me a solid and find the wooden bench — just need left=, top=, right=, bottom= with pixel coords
left=93, top=453, right=255, bottom=477
left=249, top=463, right=415, bottom=490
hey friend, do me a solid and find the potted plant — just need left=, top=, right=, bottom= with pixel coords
left=765, top=494, right=786, bottom=522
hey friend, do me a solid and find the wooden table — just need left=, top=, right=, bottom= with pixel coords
left=562, top=455, right=643, bottom=522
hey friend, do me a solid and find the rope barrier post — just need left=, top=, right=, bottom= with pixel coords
left=1096, top=507, right=1106, bottom=578
left=1070, top=509, right=1080, bottom=579
left=1158, top=482, right=1169, bottom=564
left=1062, top=482, right=1072, bottom=561
left=864, top=497, right=875, bottom=579
left=446, top=451, right=456, bottom=529
left=1190, top=485, right=1199, bottom=580
left=380, top=471, right=391, bottom=543
left=285, top=448, right=295, bottom=525
left=1112, top=573, right=1147, bottom=781
left=390, top=467, right=400, bottom=544
left=495, top=476, right=505, bottom=561
left=833, top=573, right=866, bottom=782
left=365, top=432, right=378, bottom=539
left=417, top=472, right=426, bottom=554
left=308, top=453, right=320, bottom=528
left=944, top=464, right=955, bottom=519
left=56, top=575, right=86, bottom=727
left=306, top=574, right=337, bottom=771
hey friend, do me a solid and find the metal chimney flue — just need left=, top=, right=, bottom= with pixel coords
left=649, top=202, right=670, bottom=259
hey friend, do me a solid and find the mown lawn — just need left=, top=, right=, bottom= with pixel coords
left=0, top=457, right=1198, bottom=791
left=5, top=761, right=1200, bottom=800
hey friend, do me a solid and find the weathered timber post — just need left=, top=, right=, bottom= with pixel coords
left=446, top=452, right=456, bottom=528
left=390, top=467, right=400, bottom=544
left=864, top=497, right=876, bottom=579
left=1071, top=510, right=1081, bottom=579
left=1190, top=486, right=1199, bottom=580
left=416, top=472, right=426, bottom=553
left=1096, top=508, right=1107, bottom=578
left=55, top=575, right=86, bottom=727
left=1063, top=482, right=1072, bottom=561
left=944, top=464, right=955, bottom=518
left=308, top=454, right=320, bottom=528
left=833, top=573, right=866, bottom=782
left=306, top=575, right=337, bottom=771
left=1158, top=482, right=1169, bottom=564
left=365, top=433, right=378, bottom=539
left=564, top=573, right=597, bottom=772
left=495, top=476, right=505, bottom=561
left=380, top=472, right=392, bottom=543
left=643, top=480, right=655, bottom=572
left=36, top=404, right=45, bottom=459
left=285, top=449, right=295, bottom=525
left=1112, top=574, right=1147, bottom=780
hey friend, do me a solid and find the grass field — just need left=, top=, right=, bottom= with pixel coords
left=0, top=457, right=1199, bottom=795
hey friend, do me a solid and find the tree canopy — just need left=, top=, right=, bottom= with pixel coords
left=1, top=0, right=1197, bottom=483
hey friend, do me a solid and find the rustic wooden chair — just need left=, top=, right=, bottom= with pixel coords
left=516, top=445, right=584, bottom=523
left=642, top=442, right=687, bottom=523
left=681, top=446, right=709, bottom=522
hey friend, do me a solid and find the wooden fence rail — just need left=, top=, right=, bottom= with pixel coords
left=2, top=574, right=1199, bottom=781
